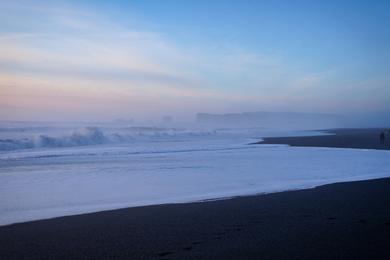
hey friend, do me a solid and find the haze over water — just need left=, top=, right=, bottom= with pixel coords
left=1, top=1, right=390, bottom=227
left=0, top=0, right=389, bottom=126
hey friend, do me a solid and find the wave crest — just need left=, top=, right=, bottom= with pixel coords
left=0, top=127, right=107, bottom=151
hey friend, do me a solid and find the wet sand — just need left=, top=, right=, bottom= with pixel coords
left=1, top=128, right=390, bottom=259
left=258, top=128, right=390, bottom=150
left=1, top=178, right=390, bottom=259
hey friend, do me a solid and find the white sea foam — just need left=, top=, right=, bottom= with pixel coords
left=0, top=126, right=223, bottom=151
left=0, top=125, right=324, bottom=152
left=1, top=126, right=388, bottom=226
left=0, top=127, right=104, bottom=151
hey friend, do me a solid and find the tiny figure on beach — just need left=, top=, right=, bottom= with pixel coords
left=380, top=132, right=385, bottom=144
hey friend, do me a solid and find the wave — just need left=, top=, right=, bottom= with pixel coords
left=0, top=126, right=218, bottom=151
left=0, top=127, right=107, bottom=151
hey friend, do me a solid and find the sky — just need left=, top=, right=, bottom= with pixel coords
left=0, top=0, right=389, bottom=123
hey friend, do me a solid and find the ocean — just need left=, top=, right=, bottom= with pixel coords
left=1, top=122, right=390, bottom=226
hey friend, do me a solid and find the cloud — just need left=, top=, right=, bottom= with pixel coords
left=1, top=0, right=388, bottom=122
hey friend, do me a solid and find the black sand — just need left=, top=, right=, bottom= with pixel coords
left=1, top=178, right=390, bottom=259
left=258, top=128, right=390, bottom=150
left=1, top=128, right=390, bottom=259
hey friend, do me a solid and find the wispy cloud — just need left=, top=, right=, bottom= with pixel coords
left=1, top=0, right=388, bottom=121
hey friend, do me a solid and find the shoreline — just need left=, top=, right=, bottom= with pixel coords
left=5, top=129, right=390, bottom=227
left=2, top=128, right=390, bottom=259
left=1, top=177, right=390, bottom=259
left=258, top=128, right=390, bottom=150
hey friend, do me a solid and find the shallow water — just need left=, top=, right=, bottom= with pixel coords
left=1, top=124, right=389, bottom=226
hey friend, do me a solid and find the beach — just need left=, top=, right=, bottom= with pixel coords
left=1, top=128, right=390, bottom=259
left=259, top=128, right=390, bottom=150
left=2, top=0, right=389, bottom=258
left=1, top=178, right=390, bottom=259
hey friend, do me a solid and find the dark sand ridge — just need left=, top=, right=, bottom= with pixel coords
left=1, top=128, right=390, bottom=259
left=258, top=128, right=390, bottom=150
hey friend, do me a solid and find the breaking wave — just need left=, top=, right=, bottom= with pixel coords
left=0, top=127, right=107, bottom=151
left=0, top=126, right=218, bottom=151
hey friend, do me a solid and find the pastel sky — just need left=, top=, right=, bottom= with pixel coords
left=0, top=0, right=389, bottom=122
